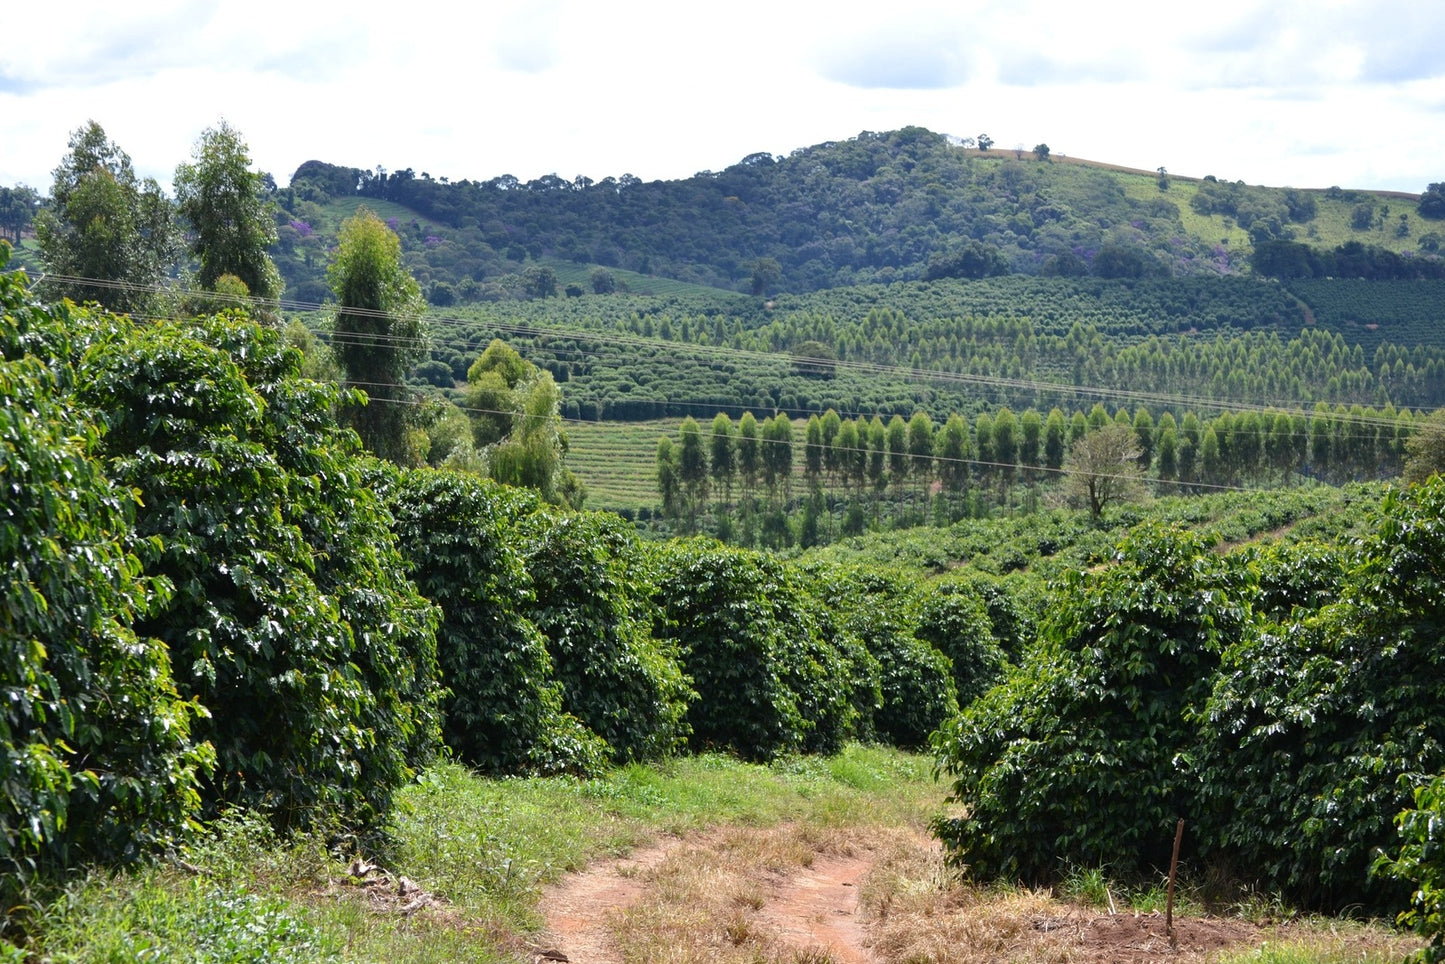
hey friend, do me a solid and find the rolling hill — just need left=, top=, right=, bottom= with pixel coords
left=271, top=127, right=1442, bottom=306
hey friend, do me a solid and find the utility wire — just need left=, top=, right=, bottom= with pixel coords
left=22, top=270, right=1436, bottom=442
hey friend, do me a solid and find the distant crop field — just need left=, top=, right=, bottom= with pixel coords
left=547, top=262, right=748, bottom=300
left=567, top=416, right=838, bottom=514
left=564, top=418, right=673, bottom=512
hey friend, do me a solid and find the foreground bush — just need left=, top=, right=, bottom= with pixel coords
left=1378, top=772, right=1445, bottom=963
left=521, top=510, right=692, bottom=763
left=1199, top=483, right=1445, bottom=910
left=799, top=564, right=961, bottom=749
left=934, top=526, right=1249, bottom=881
left=2, top=268, right=208, bottom=903
left=651, top=541, right=857, bottom=761
left=76, top=312, right=440, bottom=834
left=911, top=578, right=1006, bottom=710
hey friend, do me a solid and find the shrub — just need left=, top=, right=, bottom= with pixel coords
left=521, top=509, right=692, bottom=763
left=1, top=269, right=208, bottom=901
left=75, top=311, right=438, bottom=834
left=1377, top=772, right=1445, bottom=963
left=1198, top=481, right=1445, bottom=910
left=934, top=525, right=1249, bottom=882
left=651, top=541, right=854, bottom=761
left=805, top=566, right=958, bottom=750
left=913, top=579, right=1008, bottom=708
left=385, top=468, right=607, bottom=775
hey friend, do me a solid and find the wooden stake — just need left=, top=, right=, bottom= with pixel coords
left=1167, top=818, right=1185, bottom=949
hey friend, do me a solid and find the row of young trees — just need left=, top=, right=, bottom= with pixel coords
left=656, top=400, right=1417, bottom=541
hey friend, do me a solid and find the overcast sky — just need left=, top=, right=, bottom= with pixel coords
left=3, top=0, right=1444, bottom=196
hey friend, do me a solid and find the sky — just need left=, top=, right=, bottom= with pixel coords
left=3, top=0, right=1444, bottom=196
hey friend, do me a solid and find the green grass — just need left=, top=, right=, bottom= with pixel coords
left=1124, top=176, right=1253, bottom=251
left=545, top=260, right=748, bottom=300
left=1115, top=170, right=1426, bottom=267
left=568, top=414, right=888, bottom=517
left=2, top=237, right=44, bottom=276
left=1216, top=938, right=1409, bottom=963
left=316, top=196, right=448, bottom=235
left=15, top=746, right=941, bottom=962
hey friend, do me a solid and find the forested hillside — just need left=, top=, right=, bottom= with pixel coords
left=269, top=128, right=1443, bottom=303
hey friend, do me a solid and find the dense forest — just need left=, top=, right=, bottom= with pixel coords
left=252, top=128, right=1445, bottom=304
left=6, top=118, right=1445, bottom=959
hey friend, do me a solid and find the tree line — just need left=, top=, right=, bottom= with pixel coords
left=271, top=128, right=1444, bottom=305
left=655, top=400, right=1415, bottom=545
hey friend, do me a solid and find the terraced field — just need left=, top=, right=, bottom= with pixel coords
left=565, top=416, right=824, bottom=514
left=564, top=418, right=673, bottom=512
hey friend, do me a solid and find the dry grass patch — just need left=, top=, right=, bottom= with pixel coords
left=856, top=836, right=1420, bottom=964
left=606, top=823, right=886, bottom=964
left=538, top=812, right=1420, bottom=964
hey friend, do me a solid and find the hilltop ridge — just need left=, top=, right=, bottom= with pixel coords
left=269, top=127, right=1443, bottom=305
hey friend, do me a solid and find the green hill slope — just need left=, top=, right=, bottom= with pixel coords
left=272, top=128, right=1441, bottom=305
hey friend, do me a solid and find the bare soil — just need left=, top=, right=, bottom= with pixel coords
left=530, top=826, right=1417, bottom=964
left=533, top=837, right=685, bottom=964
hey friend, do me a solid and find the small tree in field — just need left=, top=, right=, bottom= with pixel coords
left=1062, top=423, right=1146, bottom=518
left=1404, top=408, right=1445, bottom=484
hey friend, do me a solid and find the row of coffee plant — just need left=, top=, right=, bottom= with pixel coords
left=933, top=483, right=1445, bottom=916
left=0, top=257, right=1003, bottom=907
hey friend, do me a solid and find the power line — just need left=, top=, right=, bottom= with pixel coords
left=21, top=269, right=1439, bottom=437
left=15, top=269, right=1406, bottom=499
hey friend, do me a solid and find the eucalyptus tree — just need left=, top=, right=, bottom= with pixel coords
left=329, top=207, right=427, bottom=463
left=677, top=416, right=708, bottom=532
left=0, top=184, right=39, bottom=244
left=820, top=408, right=843, bottom=485
left=1044, top=408, right=1068, bottom=471
left=1019, top=408, right=1043, bottom=483
left=804, top=414, right=825, bottom=485
left=174, top=119, right=282, bottom=303
left=908, top=410, right=936, bottom=499
left=973, top=412, right=994, bottom=492
left=762, top=414, right=794, bottom=503
left=886, top=414, right=909, bottom=501
left=35, top=121, right=178, bottom=313
left=709, top=411, right=736, bottom=514
left=737, top=411, right=761, bottom=506
left=1403, top=408, right=1445, bottom=484
left=992, top=407, right=1019, bottom=498
left=837, top=417, right=863, bottom=494
left=657, top=436, right=680, bottom=519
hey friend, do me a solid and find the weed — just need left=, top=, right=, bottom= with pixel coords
left=1059, top=863, right=1116, bottom=910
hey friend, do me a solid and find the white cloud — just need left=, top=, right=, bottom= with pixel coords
left=493, top=0, right=565, bottom=73
left=1, top=0, right=1441, bottom=195
left=815, top=17, right=975, bottom=90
